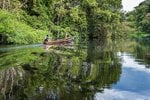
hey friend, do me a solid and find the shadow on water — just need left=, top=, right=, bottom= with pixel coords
left=0, top=38, right=149, bottom=100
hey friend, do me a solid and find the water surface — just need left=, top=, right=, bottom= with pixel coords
left=0, top=39, right=150, bottom=100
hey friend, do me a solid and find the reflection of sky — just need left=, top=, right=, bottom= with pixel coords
left=94, top=89, right=150, bottom=100
left=118, top=52, right=150, bottom=73
left=113, top=67, right=150, bottom=96
left=115, top=53, right=150, bottom=96
left=96, top=52, right=150, bottom=99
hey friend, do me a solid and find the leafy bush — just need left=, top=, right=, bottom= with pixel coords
left=0, top=10, right=47, bottom=44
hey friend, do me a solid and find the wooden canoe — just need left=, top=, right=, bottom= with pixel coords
left=43, top=38, right=74, bottom=45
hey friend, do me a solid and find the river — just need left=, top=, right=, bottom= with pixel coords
left=0, top=38, right=150, bottom=100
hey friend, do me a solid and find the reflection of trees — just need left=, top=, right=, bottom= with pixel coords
left=109, top=39, right=150, bottom=69
left=78, top=39, right=121, bottom=92
left=134, top=40, right=150, bottom=68
left=0, top=67, right=25, bottom=100
left=0, top=39, right=122, bottom=99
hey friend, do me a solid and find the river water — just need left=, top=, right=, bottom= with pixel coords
left=0, top=39, right=150, bottom=100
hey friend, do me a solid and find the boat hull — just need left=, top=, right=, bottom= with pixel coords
left=43, top=38, right=73, bottom=45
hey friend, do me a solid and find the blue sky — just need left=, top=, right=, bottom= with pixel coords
left=122, top=0, right=145, bottom=12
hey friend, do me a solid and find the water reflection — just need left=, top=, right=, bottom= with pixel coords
left=120, top=53, right=150, bottom=73
left=0, top=67, right=25, bottom=100
left=0, top=38, right=149, bottom=100
left=134, top=39, right=150, bottom=68
left=95, top=89, right=149, bottom=100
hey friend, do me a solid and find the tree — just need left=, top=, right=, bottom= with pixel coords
left=134, top=0, right=150, bottom=33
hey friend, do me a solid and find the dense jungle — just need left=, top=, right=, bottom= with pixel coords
left=0, top=0, right=150, bottom=100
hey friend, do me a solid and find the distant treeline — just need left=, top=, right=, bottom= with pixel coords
left=125, top=0, right=150, bottom=38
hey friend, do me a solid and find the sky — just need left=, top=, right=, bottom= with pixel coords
left=122, top=0, right=145, bottom=12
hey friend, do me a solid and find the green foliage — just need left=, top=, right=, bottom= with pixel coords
left=0, top=0, right=122, bottom=44
left=0, top=10, right=47, bottom=44
left=0, top=47, right=43, bottom=69
left=127, top=0, right=150, bottom=34
left=82, top=0, right=98, bottom=8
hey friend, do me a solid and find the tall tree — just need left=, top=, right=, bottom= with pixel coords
left=130, top=0, right=150, bottom=33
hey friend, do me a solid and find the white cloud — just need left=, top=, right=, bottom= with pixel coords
left=122, top=0, right=145, bottom=11
left=118, top=52, right=150, bottom=74
left=94, top=89, right=150, bottom=100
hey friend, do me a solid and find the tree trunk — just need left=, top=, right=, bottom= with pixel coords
left=2, top=0, right=6, bottom=9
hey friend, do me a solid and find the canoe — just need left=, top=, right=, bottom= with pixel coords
left=43, top=38, right=74, bottom=45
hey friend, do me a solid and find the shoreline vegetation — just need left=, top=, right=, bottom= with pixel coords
left=0, top=0, right=149, bottom=45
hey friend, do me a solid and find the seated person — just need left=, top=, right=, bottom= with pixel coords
left=43, top=35, right=49, bottom=44
left=44, top=35, right=49, bottom=42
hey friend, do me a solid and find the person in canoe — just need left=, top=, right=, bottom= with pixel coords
left=43, top=35, right=51, bottom=50
left=65, top=34, right=71, bottom=40
left=43, top=35, right=49, bottom=44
